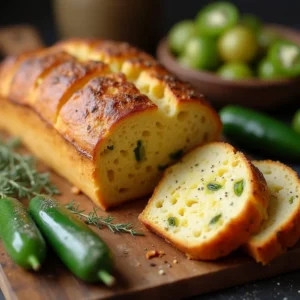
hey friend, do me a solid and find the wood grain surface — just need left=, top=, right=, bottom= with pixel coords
left=0, top=158, right=300, bottom=300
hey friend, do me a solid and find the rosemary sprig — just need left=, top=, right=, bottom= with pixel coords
left=0, top=138, right=59, bottom=199
left=66, top=200, right=145, bottom=236
left=0, top=137, right=142, bottom=237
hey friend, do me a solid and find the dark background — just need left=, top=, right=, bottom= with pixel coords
left=1, top=0, right=300, bottom=45
left=164, top=0, right=300, bottom=32
left=0, top=1, right=299, bottom=299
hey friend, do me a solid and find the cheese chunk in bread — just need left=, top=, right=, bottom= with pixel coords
left=245, top=160, right=300, bottom=264
left=0, top=39, right=221, bottom=210
left=139, top=142, right=269, bottom=260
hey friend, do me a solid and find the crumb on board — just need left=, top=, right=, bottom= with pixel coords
left=158, top=269, right=165, bottom=275
left=164, top=261, right=172, bottom=268
left=146, top=250, right=165, bottom=259
left=173, top=259, right=178, bottom=264
left=71, top=186, right=81, bottom=195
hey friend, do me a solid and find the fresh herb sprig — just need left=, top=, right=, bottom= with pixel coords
left=0, top=138, right=59, bottom=199
left=66, top=200, right=145, bottom=236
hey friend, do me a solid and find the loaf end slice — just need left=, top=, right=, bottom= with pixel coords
left=244, top=160, right=300, bottom=265
left=139, top=142, right=269, bottom=260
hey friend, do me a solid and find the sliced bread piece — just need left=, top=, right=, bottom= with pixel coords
left=139, top=142, right=269, bottom=260
left=244, top=160, right=300, bottom=265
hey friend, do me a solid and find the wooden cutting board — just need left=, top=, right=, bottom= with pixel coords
left=0, top=160, right=300, bottom=300
left=0, top=26, right=299, bottom=300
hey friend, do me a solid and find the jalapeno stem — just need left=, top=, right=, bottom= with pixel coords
left=98, top=270, right=116, bottom=287
left=28, top=255, right=41, bottom=271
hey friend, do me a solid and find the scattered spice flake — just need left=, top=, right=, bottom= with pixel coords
left=159, top=250, right=165, bottom=257
left=71, top=186, right=81, bottom=195
left=289, top=196, right=294, bottom=204
left=150, top=263, right=156, bottom=267
left=169, top=149, right=184, bottom=160
left=158, top=269, right=165, bottom=275
left=158, top=164, right=169, bottom=172
left=52, top=76, right=60, bottom=84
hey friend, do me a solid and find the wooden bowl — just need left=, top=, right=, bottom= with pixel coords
left=157, top=25, right=300, bottom=109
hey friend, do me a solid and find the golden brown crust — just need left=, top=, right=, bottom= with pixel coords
left=93, top=40, right=155, bottom=61
left=244, top=160, right=300, bottom=265
left=56, top=73, right=156, bottom=158
left=0, top=56, right=17, bottom=90
left=0, top=56, right=18, bottom=98
left=56, top=38, right=155, bottom=62
left=34, top=60, right=109, bottom=124
left=139, top=143, right=269, bottom=260
left=56, top=38, right=217, bottom=110
left=9, top=51, right=74, bottom=106
left=0, top=98, right=97, bottom=205
left=248, top=161, right=269, bottom=215
left=96, top=41, right=215, bottom=107
left=0, top=51, right=40, bottom=97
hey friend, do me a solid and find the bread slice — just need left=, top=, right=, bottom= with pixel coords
left=0, top=39, right=221, bottom=210
left=139, top=142, right=269, bottom=260
left=244, top=160, right=300, bottom=264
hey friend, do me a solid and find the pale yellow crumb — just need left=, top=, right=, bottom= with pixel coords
left=71, top=186, right=81, bottom=195
left=158, top=269, right=165, bottom=275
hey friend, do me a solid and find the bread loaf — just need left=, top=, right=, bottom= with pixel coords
left=0, top=39, right=221, bottom=210
left=139, top=142, right=269, bottom=260
left=245, top=160, right=300, bottom=264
